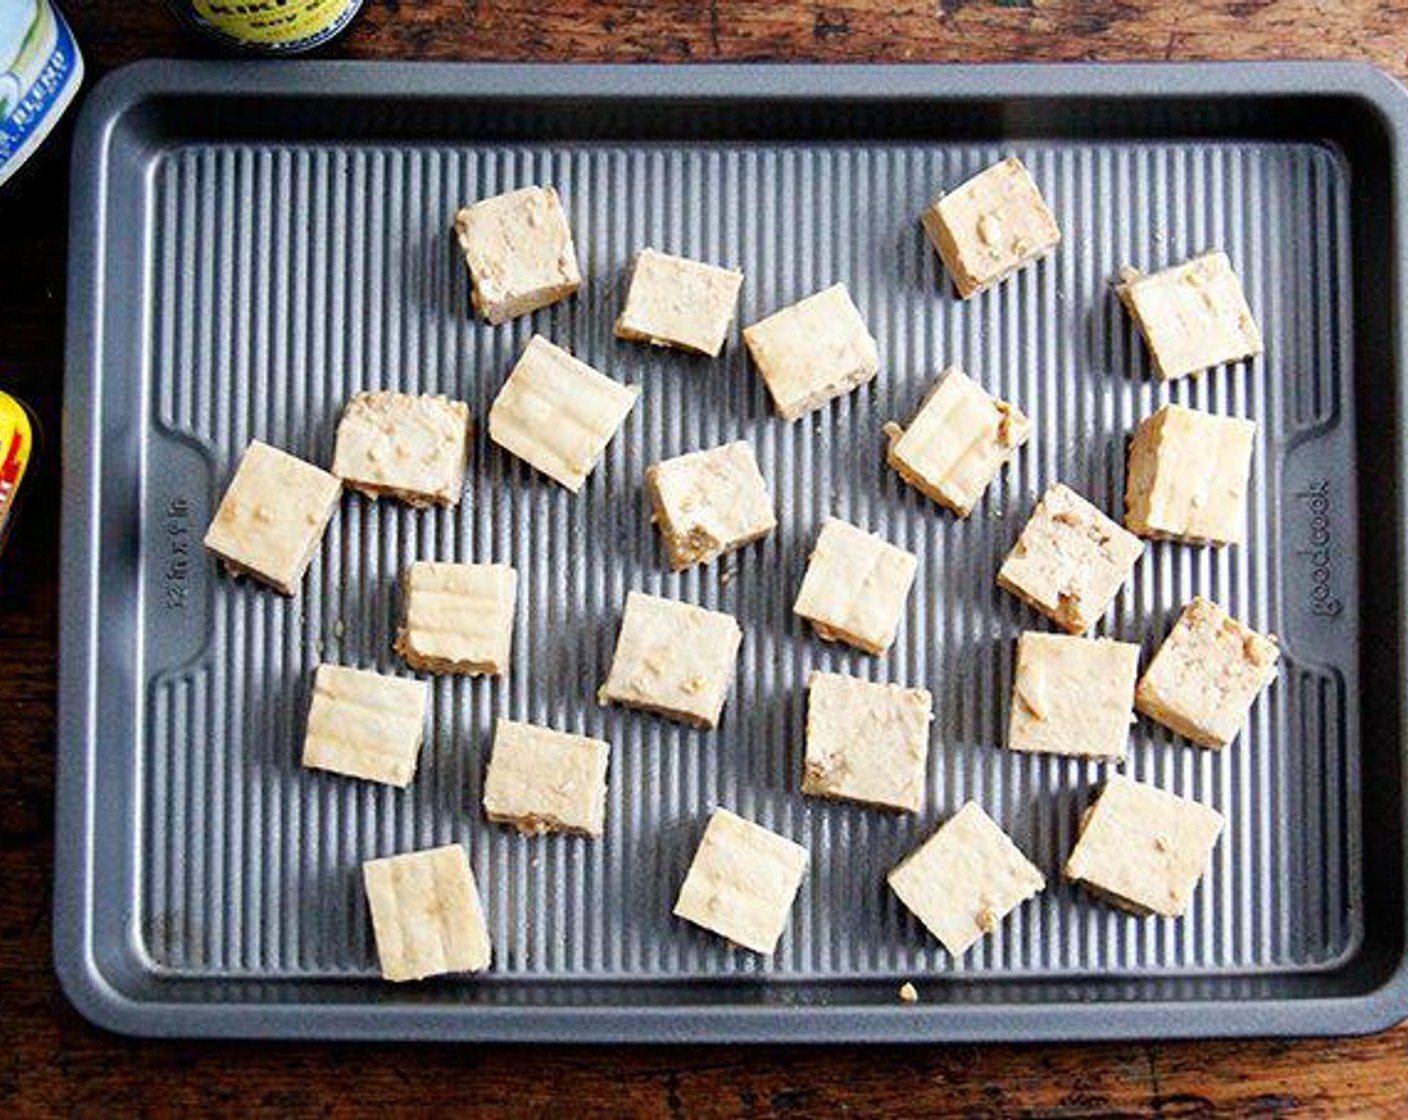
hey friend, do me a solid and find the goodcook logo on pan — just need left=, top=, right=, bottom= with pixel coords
left=1295, top=480, right=1341, bottom=618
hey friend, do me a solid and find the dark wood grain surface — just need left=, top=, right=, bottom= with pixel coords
left=5, top=2, right=1408, bottom=1115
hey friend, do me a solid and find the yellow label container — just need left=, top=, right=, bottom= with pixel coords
left=0, top=391, right=34, bottom=555
left=179, top=0, right=364, bottom=53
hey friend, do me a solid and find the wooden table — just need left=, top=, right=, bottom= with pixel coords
left=4, top=2, right=1407, bottom=1113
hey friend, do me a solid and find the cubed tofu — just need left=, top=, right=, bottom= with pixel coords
left=921, top=157, right=1061, bottom=298
left=742, top=284, right=879, bottom=421
left=673, top=807, right=809, bottom=954
left=202, top=439, right=342, bottom=596
left=1007, top=632, right=1141, bottom=762
left=597, top=591, right=743, bottom=729
left=1115, top=251, right=1262, bottom=380
left=362, top=844, right=491, bottom=981
left=802, top=670, right=933, bottom=813
left=883, top=366, right=1031, bottom=516
left=997, top=483, right=1144, bottom=634
left=645, top=440, right=776, bottom=570
left=482, top=717, right=611, bottom=837
left=1125, top=404, right=1256, bottom=546
left=793, top=517, right=918, bottom=656
left=1135, top=597, right=1279, bottom=748
left=1063, top=776, right=1224, bottom=917
left=888, top=802, right=1045, bottom=957
left=454, top=186, right=581, bottom=324
left=615, top=248, right=744, bottom=357
left=394, top=561, right=517, bottom=676
left=302, top=664, right=429, bottom=787
left=488, top=335, right=639, bottom=493
left=331, top=391, right=472, bottom=508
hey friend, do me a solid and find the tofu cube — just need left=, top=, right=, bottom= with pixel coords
left=1063, top=776, right=1224, bottom=917
left=615, top=248, right=744, bottom=357
left=302, top=664, right=429, bottom=787
left=332, top=391, right=472, bottom=508
left=673, top=807, right=808, bottom=954
left=454, top=186, right=581, bottom=324
left=742, top=284, right=879, bottom=421
left=597, top=591, right=743, bottom=729
left=203, top=439, right=342, bottom=596
left=1116, top=250, right=1262, bottom=380
left=645, top=440, right=776, bottom=570
left=1136, top=597, right=1279, bottom=748
left=888, top=802, right=1045, bottom=957
left=482, top=717, right=611, bottom=837
left=1007, top=632, right=1141, bottom=761
left=394, top=561, right=517, bottom=676
left=793, top=517, right=918, bottom=655
left=921, top=157, right=1061, bottom=298
left=803, top=670, right=933, bottom=813
left=883, top=366, right=1031, bottom=517
left=488, top=335, right=639, bottom=493
left=1125, top=404, right=1256, bottom=546
left=362, top=844, right=491, bottom=981
left=997, top=483, right=1144, bottom=634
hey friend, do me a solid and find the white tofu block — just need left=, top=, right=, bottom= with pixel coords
left=1125, top=404, right=1256, bottom=546
left=488, top=335, right=639, bottom=493
left=454, top=185, right=582, bottom=324
left=1116, top=250, right=1262, bottom=380
left=997, top=483, right=1144, bottom=634
left=802, top=670, right=933, bottom=813
left=883, top=366, right=1031, bottom=517
left=888, top=802, right=1045, bottom=957
left=363, top=844, right=492, bottom=981
left=615, top=248, right=744, bottom=357
left=1007, top=632, right=1141, bottom=762
left=1136, top=597, right=1279, bottom=748
left=332, top=391, right=472, bottom=508
left=921, top=157, right=1061, bottom=298
left=202, top=440, right=342, bottom=596
left=1063, top=776, right=1224, bottom=917
left=394, top=561, right=517, bottom=676
left=673, top=808, right=808, bottom=954
left=597, top=591, right=743, bottom=729
left=742, top=284, right=879, bottom=421
left=793, top=517, right=918, bottom=656
left=482, top=717, right=610, bottom=837
left=645, top=440, right=776, bottom=570
left=302, top=664, right=429, bottom=787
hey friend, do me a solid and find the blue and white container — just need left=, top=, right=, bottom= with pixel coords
left=0, top=0, right=83, bottom=189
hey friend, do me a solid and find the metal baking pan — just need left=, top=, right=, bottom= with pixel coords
left=56, top=60, right=1408, bottom=1041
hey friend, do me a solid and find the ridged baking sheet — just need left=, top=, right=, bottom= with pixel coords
left=136, top=137, right=1359, bottom=984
